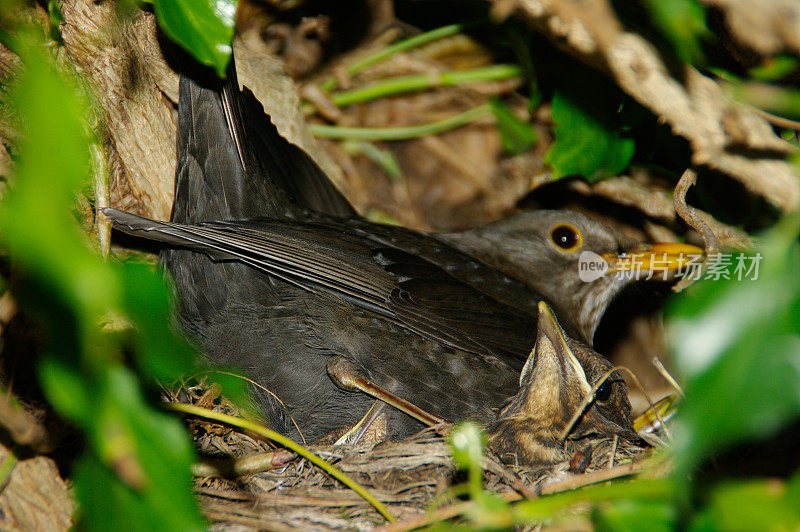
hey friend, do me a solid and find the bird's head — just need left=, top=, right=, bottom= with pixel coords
left=438, top=210, right=703, bottom=342
left=488, top=302, right=643, bottom=468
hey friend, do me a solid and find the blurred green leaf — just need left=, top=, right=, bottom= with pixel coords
left=450, top=422, right=486, bottom=500
left=667, top=215, right=800, bottom=472
left=120, top=261, right=199, bottom=381
left=594, top=499, right=676, bottom=532
left=76, top=366, right=204, bottom=531
left=342, top=140, right=403, bottom=181
left=446, top=423, right=514, bottom=529
left=120, top=260, right=250, bottom=407
left=38, top=356, right=93, bottom=423
left=690, top=478, right=800, bottom=532
left=489, top=98, right=537, bottom=155
left=150, top=0, right=236, bottom=76
left=748, top=56, right=800, bottom=82
left=642, top=0, right=709, bottom=65
left=514, top=479, right=673, bottom=522
left=0, top=25, right=205, bottom=529
left=728, top=81, right=800, bottom=120
left=450, top=421, right=484, bottom=471
left=545, top=76, right=635, bottom=182
left=364, top=208, right=403, bottom=226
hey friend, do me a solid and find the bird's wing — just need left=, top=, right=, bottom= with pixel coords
left=219, top=60, right=356, bottom=218
left=234, top=84, right=357, bottom=218
left=173, top=58, right=356, bottom=224
left=334, top=217, right=576, bottom=337
left=105, top=209, right=533, bottom=369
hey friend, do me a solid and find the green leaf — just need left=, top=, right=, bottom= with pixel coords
left=690, top=479, right=800, bottom=532
left=748, top=56, right=800, bottom=82
left=0, top=24, right=206, bottom=529
left=150, top=0, right=236, bottom=76
left=120, top=261, right=199, bottom=382
left=545, top=79, right=635, bottom=182
left=118, top=262, right=249, bottom=405
left=667, top=215, right=800, bottom=473
left=786, top=469, right=800, bottom=508
left=342, top=140, right=403, bottom=181
left=75, top=366, right=205, bottom=532
left=364, top=208, right=403, bottom=226
left=489, top=98, right=537, bottom=155
left=594, top=499, right=676, bottom=532
left=0, top=29, right=119, bottom=352
left=449, top=422, right=486, bottom=500
left=38, top=356, right=93, bottom=424
left=450, top=421, right=484, bottom=471
left=642, top=0, right=710, bottom=65
left=514, top=479, right=673, bottom=522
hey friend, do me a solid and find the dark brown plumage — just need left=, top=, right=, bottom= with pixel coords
left=105, top=59, right=641, bottom=461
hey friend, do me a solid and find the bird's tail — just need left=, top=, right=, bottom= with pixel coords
left=171, top=57, right=354, bottom=226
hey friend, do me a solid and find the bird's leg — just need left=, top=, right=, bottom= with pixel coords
left=334, top=400, right=387, bottom=445
left=326, top=356, right=451, bottom=429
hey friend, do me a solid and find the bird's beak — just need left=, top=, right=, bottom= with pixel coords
left=603, top=242, right=705, bottom=279
left=634, top=394, right=679, bottom=433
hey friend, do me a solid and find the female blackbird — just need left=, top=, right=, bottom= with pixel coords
left=199, top=62, right=701, bottom=346
left=105, top=60, right=642, bottom=460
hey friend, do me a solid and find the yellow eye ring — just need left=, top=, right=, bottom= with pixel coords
left=549, top=223, right=583, bottom=252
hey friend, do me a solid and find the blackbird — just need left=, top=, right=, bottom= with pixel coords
left=104, top=61, right=643, bottom=459
left=185, top=67, right=701, bottom=346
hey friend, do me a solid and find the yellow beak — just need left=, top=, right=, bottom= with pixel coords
left=634, top=394, right=680, bottom=433
left=603, top=242, right=705, bottom=278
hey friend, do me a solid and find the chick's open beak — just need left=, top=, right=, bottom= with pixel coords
left=603, top=242, right=705, bottom=278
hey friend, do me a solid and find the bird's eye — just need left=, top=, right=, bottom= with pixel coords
left=550, top=224, right=582, bottom=252
left=595, top=381, right=612, bottom=403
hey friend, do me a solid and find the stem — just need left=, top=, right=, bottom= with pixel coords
left=310, top=104, right=492, bottom=141
left=167, top=402, right=396, bottom=522
left=330, top=64, right=521, bottom=108
left=718, top=77, right=800, bottom=120
left=513, top=478, right=672, bottom=521
left=320, top=23, right=467, bottom=92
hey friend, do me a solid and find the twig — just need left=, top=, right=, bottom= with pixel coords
left=319, top=24, right=467, bottom=92
left=569, top=174, right=755, bottom=247
left=0, top=291, right=17, bottom=327
left=651, top=357, right=684, bottom=397
left=377, top=460, right=649, bottom=532
left=90, top=139, right=111, bottom=258
left=329, top=65, right=521, bottom=108
left=0, top=390, right=58, bottom=453
left=726, top=79, right=800, bottom=122
left=166, top=402, right=396, bottom=522
left=420, top=136, right=487, bottom=189
left=539, top=460, right=646, bottom=495
left=608, top=435, right=618, bottom=470
left=482, top=456, right=539, bottom=500
left=752, top=107, right=800, bottom=131
left=192, top=449, right=297, bottom=477
left=672, top=169, right=717, bottom=292
left=310, top=104, right=491, bottom=140
left=376, top=499, right=476, bottom=532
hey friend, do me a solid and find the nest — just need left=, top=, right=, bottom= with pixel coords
left=174, top=383, right=648, bottom=530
